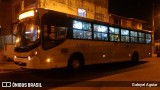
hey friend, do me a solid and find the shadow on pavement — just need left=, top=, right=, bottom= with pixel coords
left=28, top=60, right=149, bottom=88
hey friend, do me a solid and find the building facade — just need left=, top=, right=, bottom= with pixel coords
left=12, top=0, right=109, bottom=22
left=109, top=14, right=145, bottom=30
left=38, top=0, right=109, bottom=22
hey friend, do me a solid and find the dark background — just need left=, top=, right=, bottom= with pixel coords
left=109, top=0, right=160, bottom=40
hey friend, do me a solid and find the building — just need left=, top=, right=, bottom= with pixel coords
left=109, top=14, right=145, bottom=30
left=38, top=0, right=109, bottom=22
left=12, top=0, right=109, bottom=22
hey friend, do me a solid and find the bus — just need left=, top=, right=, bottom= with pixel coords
left=14, top=8, right=152, bottom=70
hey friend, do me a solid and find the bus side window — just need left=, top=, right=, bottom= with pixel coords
left=43, top=25, right=48, bottom=39
left=42, top=24, right=68, bottom=50
left=43, top=25, right=55, bottom=49
left=49, top=26, right=56, bottom=40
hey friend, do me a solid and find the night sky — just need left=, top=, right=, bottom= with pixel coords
left=109, top=0, right=160, bottom=25
left=109, top=0, right=160, bottom=39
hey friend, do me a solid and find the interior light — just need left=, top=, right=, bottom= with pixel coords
left=19, top=10, right=34, bottom=20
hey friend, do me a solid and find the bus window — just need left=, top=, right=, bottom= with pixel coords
left=73, top=20, right=92, bottom=39
left=109, top=27, right=120, bottom=42
left=93, top=24, right=108, bottom=40
left=139, top=32, right=145, bottom=43
left=73, top=30, right=83, bottom=39
left=130, top=31, right=138, bottom=43
left=121, top=29, right=129, bottom=42
left=73, top=20, right=82, bottom=29
left=43, top=25, right=67, bottom=50
left=146, top=34, right=151, bottom=44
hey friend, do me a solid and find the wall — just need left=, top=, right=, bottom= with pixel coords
left=109, top=14, right=144, bottom=30
left=39, top=0, right=109, bottom=22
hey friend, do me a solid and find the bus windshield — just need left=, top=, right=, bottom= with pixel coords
left=15, top=18, right=40, bottom=51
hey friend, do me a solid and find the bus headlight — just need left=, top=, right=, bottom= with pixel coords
left=28, top=51, right=38, bottom=61
left=28, top=56, right=31, bottom=60
left=14, top=55, right=17, bottom=59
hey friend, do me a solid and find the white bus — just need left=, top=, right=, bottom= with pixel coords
left=14, top=8, right=152, bottom=70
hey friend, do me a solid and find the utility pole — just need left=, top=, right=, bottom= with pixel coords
left=152, top=0, right=155, bottom=56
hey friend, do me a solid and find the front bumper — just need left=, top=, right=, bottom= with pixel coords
left=14, top=56, right=54, bottom=69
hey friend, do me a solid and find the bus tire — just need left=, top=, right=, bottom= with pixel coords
left=68, top=53, right=84, bottom=71
left=131, top=52, right=139, bottom=63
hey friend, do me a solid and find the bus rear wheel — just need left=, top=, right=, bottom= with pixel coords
left=68, top=55, right=84, bottom=71
left=131, top=52, right=139, bottom=63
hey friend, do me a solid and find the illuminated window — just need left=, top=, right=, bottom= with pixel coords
left=73, top=20, right=92, bottom=39
left=109, top=27, right=120, bottom=41
left=121, top=29, right=129, bottom=42
left=138, top=32, right=145, bottom=43
left=78, top=8, right=86, bottom=17
left=130, top=31, right=138, bottom=43
left=93, top=24, right=108, bottom=40
left=146, top=34, right=151, bottom=44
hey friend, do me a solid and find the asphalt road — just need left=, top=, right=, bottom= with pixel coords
left=0, top=57, right=159, bottom=90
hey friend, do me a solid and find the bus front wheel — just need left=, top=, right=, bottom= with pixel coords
left=68, top=54, right=84, bottom=71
